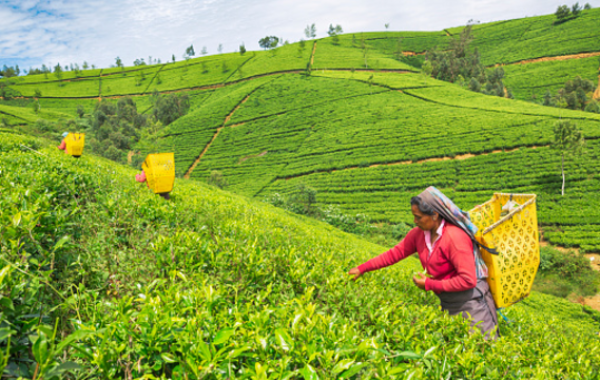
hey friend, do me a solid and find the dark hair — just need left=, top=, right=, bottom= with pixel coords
left=410, top=196, right=436, bottom=215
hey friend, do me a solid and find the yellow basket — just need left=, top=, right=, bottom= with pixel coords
left=65, top=133, right=85, bottom=156
left=468, top=193, right=539, bottom=308
left=141, top=153, right=175, bottom=194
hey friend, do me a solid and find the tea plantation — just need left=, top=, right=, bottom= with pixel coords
left=1, top=8, right=599, bottom=252
left=161, top=70, right=599, bottom=252
left=1, top=132, right=600, bottom=379
left=2, top=9, right=600, bottom=376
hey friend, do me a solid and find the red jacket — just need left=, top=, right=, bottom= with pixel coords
left=358, top=224, right=477, bottom=293
left=58, top=140, right=68, bottom=154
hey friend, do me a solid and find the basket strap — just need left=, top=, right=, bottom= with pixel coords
left=475, top=240, right=499, bottom=255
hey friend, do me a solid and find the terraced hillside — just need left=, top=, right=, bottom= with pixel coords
left=1, top=9, right=599, bottom=253
left=156, top=70, right=600, bottom=252
left=3, top=8, right=600, bottom=102
left=2, top=132, right=599, bottom=378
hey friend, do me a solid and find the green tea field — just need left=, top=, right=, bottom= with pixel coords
left=1, top=132, right=599, bottom=378
left=2, top=7, right=600, bottom=377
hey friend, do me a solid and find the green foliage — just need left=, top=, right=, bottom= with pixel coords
left=207, top=170, right=228, bottom=189
left=304, top=23, right=317, bottom=39
left=554, top=76, right=597, bottom=111
left=0, top=82, right=21, bottom=100
left=1, top=132, right=600, bottom=378
left=556, top=5, right=572, bottom=22
left=185, top=44, right=195, bottom=60
left=259, top=36, right=279, bottom=50
left=502, top=56, right=599, bottom=102
left=552, top=120, right=584, bottom=195
left=153, top=92, right=190, bottom=126
left=534, top=246, right=600, bottom=297
left=426, top=26, right=511, bottom=98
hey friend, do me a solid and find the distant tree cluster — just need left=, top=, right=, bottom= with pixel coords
left=0, top=64, right=20, bottom=78
left=424, top=25, right=512, bottom=98
left=259, top=36, right=279, bottom=50
left=328, top=24, right=343, bottom=45
left=41, top=92, right=191, bottom=165
left=555, top=2, right=592, bottom=22
left=543, top=76, right=599, bottom=112
left=0, top=81, right=22, bottom=99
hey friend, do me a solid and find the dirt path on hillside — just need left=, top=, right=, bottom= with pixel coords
left=583, top=253, right=600, bottom=311
left=183, top=94, right=250, bottom=179
left=286, top=145, right=532, bottom=180
left=402, top=51, right=426, bottom=56
left=127, top=150, right=137, bottom=164
left=239, top=150, right=267, bottom=163
left=493, top=51, right=600, bottom=67
left=310, top=41, right=317, bottom=67
left=594, top=74, right=600, bottom=100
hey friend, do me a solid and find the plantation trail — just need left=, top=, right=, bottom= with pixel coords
left=284, top=145, right=535, bottom=180
left=492, top=51, right=600, bottom=67
left=127, top=150, right=137, bottom=164
left=310, top=41, right=317, bottom=67
left=402, top=51, right=426, bottom=56
left=183, top=94, right=251, bottom=179
left=593, top=72, right=600, bottom=100
left=583, top=253, right=600, bottom=311
left=239, top=150, right=268, bottom=163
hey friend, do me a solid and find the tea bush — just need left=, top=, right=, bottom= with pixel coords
left=1, top=132, right=600, bottom=379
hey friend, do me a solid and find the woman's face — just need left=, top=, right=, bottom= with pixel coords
left=411, top=204, right=439, bottom=231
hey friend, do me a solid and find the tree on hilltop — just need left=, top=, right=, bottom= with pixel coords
left=259, top=36, right=279, bottom=50
left=552, top=120, right=584, bottom=196
left=327, top=24, right=343, bottom=36
left=304, top=24, right=317, bottom=39
left=115, top=56, right=124, bottom=70
left=54, top=63, right=63, bottom=81
left=201, top=46, right=208, bottom=55
left=572, top=2, right=582, bottom=16
left=555, top=5, right=571, bottom=22
left=185, top=44, right=195, bottom=60
left=0, top=65, right=16, bottom=78
left=239, top=43, right=246, bottom=55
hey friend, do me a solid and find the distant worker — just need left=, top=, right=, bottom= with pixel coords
left=135, top=169, right=170, bottom=200
left=57, top=132, right=69, bottom=154
left=348, top=186, right=498, bottom=339
left=57, top=132, right=82, bottom=158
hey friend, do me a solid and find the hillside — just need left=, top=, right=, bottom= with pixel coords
left=0, top=14, right=599, bottom=248
left=1, top=132, right=599, bottom=378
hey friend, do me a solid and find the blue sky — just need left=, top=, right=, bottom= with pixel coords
left=1, top=0, right=599, bottom=72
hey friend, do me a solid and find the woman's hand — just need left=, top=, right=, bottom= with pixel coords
left=348, top=267, right=362, bottom=281
left=413, top=272, right=427, bottom=290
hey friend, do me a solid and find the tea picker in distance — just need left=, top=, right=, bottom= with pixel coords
left=135, top=169, right=169, bottom=200
left=348, top=186, right=498, bottom=338
left=57, top=132, right=85, bottom=158
left=135, top=153, right=175, bottom=200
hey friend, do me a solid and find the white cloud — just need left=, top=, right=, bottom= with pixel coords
left=1, top=0, right=599, bottom=71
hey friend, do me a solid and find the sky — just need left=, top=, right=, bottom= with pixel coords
left=1, top=0, right=599, bottom=72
